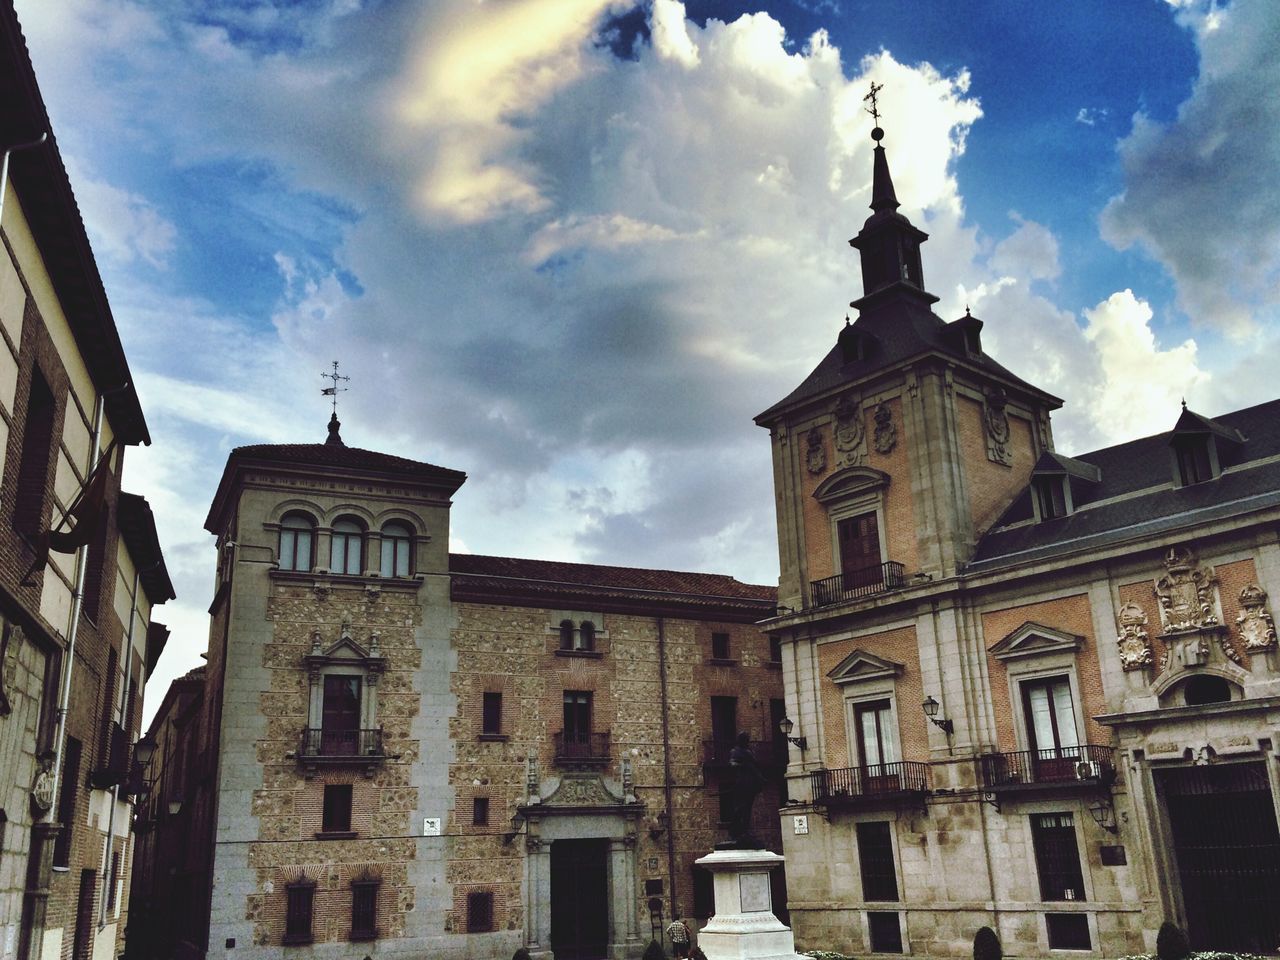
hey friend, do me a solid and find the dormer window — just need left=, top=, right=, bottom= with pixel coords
left=1034, top=476, right=1068, bottom=521
left=1173, top=436, right=1212, bottom=486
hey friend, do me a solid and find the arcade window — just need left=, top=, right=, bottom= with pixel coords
left=330, top=518, right=364, bottom=575
left=278, top=513, right=315, bottom=572
left=467, top=891, right=494, bottom=932
left=283, top=880, right=316, bottom=944
left=379, top=522, right=412, bottom=578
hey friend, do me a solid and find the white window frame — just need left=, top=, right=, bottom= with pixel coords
left=989, top=623, right=1087, bottom=755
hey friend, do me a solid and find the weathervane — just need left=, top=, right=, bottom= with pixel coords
left=321, top=360, right=350, bottom=415
left=863, top=81, right=884, bottom=127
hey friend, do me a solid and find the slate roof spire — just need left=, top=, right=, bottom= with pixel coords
left=869, top=124, right=901, bottom=214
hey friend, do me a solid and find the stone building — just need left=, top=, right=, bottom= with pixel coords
left=0, top=5, right=175, bottom=959
left=760, top=122, right=1280, bottom=957
left=183, top=417, right=781, bottom=960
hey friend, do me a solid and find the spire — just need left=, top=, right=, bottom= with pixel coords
left=869, top=127, right=900, bottom=213
left=325, top=412, right=345, bottom=446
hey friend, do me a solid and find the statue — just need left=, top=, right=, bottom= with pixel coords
left=719, top=733, right=766, bottom=849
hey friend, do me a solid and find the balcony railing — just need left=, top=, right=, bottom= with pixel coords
left=980, top=744, right=1116, bottom=791
left=554, top=730, right=610, bottom=765
left=809, top=761, right=930, bottom=807
left=810, top=562, right=907, bottom=608
left=702, top=739, right=781, bottom=771
left=299, top=727, right=385, bottom=759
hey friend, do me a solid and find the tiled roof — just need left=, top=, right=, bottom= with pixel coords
left=227, top=442, right=465, bottom=480
left=449, top=553, right=776, bottom=615
left=971, top=398, right=1280, bottom=569
left=177, top=664, right=206, bottom=683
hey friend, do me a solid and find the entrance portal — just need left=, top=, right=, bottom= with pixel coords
left=550, top=838, right=609, bottom=960
left=1160, top=762, right=1280, bottom=952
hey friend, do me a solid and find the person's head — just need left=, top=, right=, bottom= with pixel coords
left=736, top=731, right=749, bottom=747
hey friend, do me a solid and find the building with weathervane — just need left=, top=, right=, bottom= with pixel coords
left=758, top=114, right=1280, bottom=958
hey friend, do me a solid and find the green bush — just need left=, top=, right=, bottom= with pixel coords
left=643, top=940, right=667, bottom=960
left=974, top=926, right=1002, bottom=960
left=1157, top=922, right=1190, bottom=960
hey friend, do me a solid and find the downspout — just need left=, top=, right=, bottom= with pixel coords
left=47, top=392, right=107, bottom=825
left=656, top=616, right=678, bottom=918
left=0, top=132, right=48, bottom=226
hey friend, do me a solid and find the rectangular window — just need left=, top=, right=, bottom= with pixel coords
left=322, top=784, right=353, bottom=833
left=769, top=635, right=783, bottom=663
left=867, top=911, right=903, bottom=953
left=856, top=821, right=899, bottom=902
left=562, top=691, right=591, bottom=743
left=13, top=369, right=56, bottom=533
left=467, top=891, right=494, bottom=933
left=711, top=632, right=731, bottom=660
left=99, top=648, right=118, bottom=771
left=351, top=880, right=379, bottom=941
left=1046, top=913, right=1091, bottom=950
left=1035, top=477, right=1067, bottom=520
left=1031, top=813, right=1086, bottom=902
left=107, top=851, right=120, bottom=911
left=321, top=675, right=362, bottom=755
left=837, top=512, right=882, bottom=588
left=1021, top=676, right=1079, bottom=754
left=1175, top=438, right=1212, bottom=486
left=710, top=696, right=737, bottom=746
left=284, top=881, right=316, bottom=944
left=73, top=869, right=95, bottom=960
left=854, top=700, right=898, bottom=770
left=53, top=736, right=82, bottom=867
left=481, top=692, right=502, bottom=736
left=472, top=797, right=489, bottom=826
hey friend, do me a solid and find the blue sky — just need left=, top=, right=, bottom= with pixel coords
left=13, top=0, right=1280, bottom=712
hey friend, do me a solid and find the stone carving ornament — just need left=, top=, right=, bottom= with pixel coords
left=805, top=427, right=827, bottom=475
left=1115, top=601, right=1153, bottom=671
left=984, top=388, right=1013, bottom=465
left=30, top=752, right=54, bottom=814
left=1153, top=546, right=1219, bottom=632
left=833, top=396, right=867, bottom=467
left=873, top=402, right=897, bottom=454
left=1236, top=583, right=1278, bottom=652
left=0, top=621, right=21, bottom=716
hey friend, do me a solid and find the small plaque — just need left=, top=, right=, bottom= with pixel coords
left=649, top=857, right=659, bottom=870
left=423, top=817, right=441, bottom=836
left=793, top=815, right=809, bottom=835
left=1100, top=844, right=1127, bottom=866
left=739, top=872, right=771, bottom=913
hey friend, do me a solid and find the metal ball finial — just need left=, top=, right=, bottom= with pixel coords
left=871, top=126, right=884, bottom=142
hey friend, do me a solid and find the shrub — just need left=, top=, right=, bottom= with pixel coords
left=643, top=940, right=667, bottom=960
left=512, top=950, right=532, bottom=960
left=1156, top=921, right=1190, bottom=960
left=974, top=926, right=1002, bottom=960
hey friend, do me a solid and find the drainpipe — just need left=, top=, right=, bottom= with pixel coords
left=0, top=132, right=48, bottom=227
left=656, top=616, right=678, bottom=918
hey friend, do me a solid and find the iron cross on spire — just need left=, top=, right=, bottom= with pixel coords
left=863, top=81, right=884, bottom=126
left=321, top=360, right=350, bottom=415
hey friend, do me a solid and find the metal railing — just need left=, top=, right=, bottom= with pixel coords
left=809, top=761, right=930, bottom=804
left=979, top=744, right=1115, bottom=789
left=299, top=727, right=384, bottom=758
left=810, top=562, right=907, bottom=607
left=554, top=730, right=611, bottom=763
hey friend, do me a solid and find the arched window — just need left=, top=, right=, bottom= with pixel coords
left=380, top=522, right=413, bottom=578
left=279, top=513, right=315, bottom=571
left=330, top=519, right=364, bottom=576
left=578, top=621, right=595, bottom=651
left=559, top=620, right=575, bottom=650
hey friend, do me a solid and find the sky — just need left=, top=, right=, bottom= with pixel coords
left=12, top=0, right=1280, bottom=720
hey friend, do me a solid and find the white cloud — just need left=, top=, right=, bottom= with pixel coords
left=63, top=158, right=177, bottom=269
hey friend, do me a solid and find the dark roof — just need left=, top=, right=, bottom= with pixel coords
left=117, top=493, right=175, bottom=604
left=204, top=433, right=466, bottom=532
left=1, top=6, right=148, bottom=444
left=177, top=664, right=206, bottom=683
left=755, top=301, right=1059, bottom=424
left=449, top=553, right=776, bottom=618
left=971, top=398, right=1280, bottom=569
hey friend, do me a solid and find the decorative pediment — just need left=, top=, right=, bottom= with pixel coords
left=989, top=622, right=1083, bottom=662
left=541, top=773, right=625, bottom=808
left=827, top=648, right=904, bottom=685
left=303, top=626, right=385, bottom=673
left=812, top=466, right=889, bottom=504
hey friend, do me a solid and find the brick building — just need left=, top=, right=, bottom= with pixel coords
left=760, top=122, right=1280, bottom=957
left=175, top=416, right=781, bottom=960
left=0, top=5, right=174, bottom=959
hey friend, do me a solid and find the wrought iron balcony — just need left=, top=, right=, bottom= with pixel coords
left=809, top=761, right=930, bottom=808
left=702, top=738, right=781, bottom=772
left=554, top=730, right=610, bottom=765
left=298, top=728, right=385, bottom=769
left=810, top=562, right=907, bottom=608
left=979, top=744, right=1116, bottom=792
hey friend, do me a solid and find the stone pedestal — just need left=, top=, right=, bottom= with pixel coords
left=694, top=849, right=804, bottom=960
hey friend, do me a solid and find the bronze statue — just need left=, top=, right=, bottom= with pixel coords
left=720, top=732, right=766, bottom=849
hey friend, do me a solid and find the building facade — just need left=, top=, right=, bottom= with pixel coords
left=178, top=417, right=782, bottom=960
left=1, top=5, right=174, bottom=959
left=760, top=123, right=1280, bottom=957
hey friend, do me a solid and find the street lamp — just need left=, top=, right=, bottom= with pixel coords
left=921, top=696, right=954, bottom=735
left=778, top=716, right=807, bottom=751
left=167, top=795, right=184, bottom=817
left=133, top=733, right=158, bottom=766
